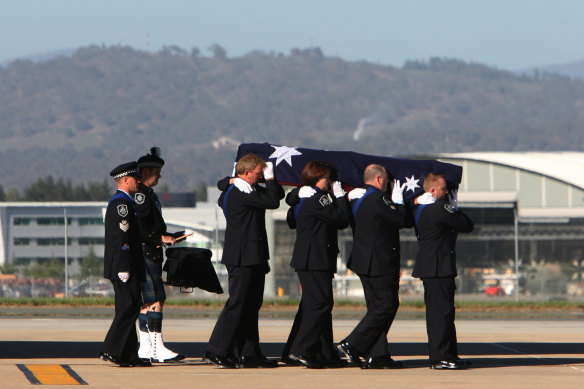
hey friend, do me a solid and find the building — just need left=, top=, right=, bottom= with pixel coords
left=0, top=202, right=106, bottom=267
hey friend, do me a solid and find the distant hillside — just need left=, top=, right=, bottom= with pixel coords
left=521, top=58, right=584, bottom=80
left=1, top=45, right=584, bottom=192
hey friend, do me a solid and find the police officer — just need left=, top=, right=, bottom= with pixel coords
left=204, top=153, right=284, bottom=368
left=100, top=161, right=151, bottom=367
left=134, top=147, right=184, bottom=363
left=284, top=160, right=350, bottom=369
left=337, top=164, right=409, bottom=369
left=412, top=173, right=474, bottom=370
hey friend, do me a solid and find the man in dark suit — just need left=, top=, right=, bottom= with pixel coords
left=204, top=153, right=284, bottom=368
left=100, top=161, right=150, bottom=367
left=134, top=147, right=184, bottom=363
left=337, top=164, right=409, bottom=369
left=412, top=173, right=474, bottom=370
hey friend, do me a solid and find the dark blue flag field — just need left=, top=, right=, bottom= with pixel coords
left=235, top=143, right=462, bottom=200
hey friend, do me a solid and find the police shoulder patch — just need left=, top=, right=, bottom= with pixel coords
left=117, top=204, right=128, bottom=217
left=134, top=193, right=145, bottom=205
left=382, top=194, right=391, bottom=206
left=444, top=203, right=456, bottom=214
left=319, top=194, right=332, bottom=207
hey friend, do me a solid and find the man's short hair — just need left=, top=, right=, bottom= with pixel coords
left=301, top=160, right=335, bottom=186
left=423, top=173, right=445, bottom=192
left=363, top=164, right=387, bottom=184
left=236, top=153, right=267, bottom=175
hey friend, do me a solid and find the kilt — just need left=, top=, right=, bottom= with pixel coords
left=140, top=257, right=166, bottom=304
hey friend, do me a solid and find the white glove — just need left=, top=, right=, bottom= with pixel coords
left=263, top=161, right=274, bottom=180
left=448, top=189, right=458, bottom=209
left=118, top=272, right=129, bottom=283
left=298, top=186, right=316, bottom=198
left=417, top=192, right=437, bottom=205
left=233, top=177, right=252, bottom=194
left=391, top=179, right=406, bottom=205
left=348, top=187, right=366, bottom=201
left=332, top=181, right=344, bottom=198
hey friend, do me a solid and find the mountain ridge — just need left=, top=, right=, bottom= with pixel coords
left=1, top=45, right=584, bottom=192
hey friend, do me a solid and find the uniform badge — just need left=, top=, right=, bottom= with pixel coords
left=382, top=194, right=391, bottom=206
left=121, top=243, right=130, bottom=251
left=119, top=219, right=129, bottom=232
left=117, top=204, right=128, bottom=217
left=134, top=193, right=145, bottom=204
left=444, top=203, right=456, bottom=214
left=319, top=194, right=332, bottom=207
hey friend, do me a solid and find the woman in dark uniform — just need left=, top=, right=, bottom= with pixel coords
left=284, top=160, right=350, bottom=369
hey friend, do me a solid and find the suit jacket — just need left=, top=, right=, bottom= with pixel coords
left=134, top=183, right=168, bottom=261
left=103, top=190, right=145, bottom=281
left=412, top=198, right=474, bottom=279
left=347, top=185, right=410, bottom=277
left=217, top=177, right=284, bottom=267
left=286, top=187, right=350, bottom=272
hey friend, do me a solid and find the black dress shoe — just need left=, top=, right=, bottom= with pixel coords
left=430, top=359, right=469, bottom=370
left=203, top=351, right=237, bottom=368
left=129, top=359, right=153, bottom=367
left=323, top=358, right=348, bottom=368
left=287, top=353, right=324, bottom=369
left=239, top=355, right=278, bottom=368
left=280, top=355, right=302, bottom=366
left=362, top=355, right=403, bottom=369
left=336, top=341, right=362, bottom=367
left=99, top=352, right=121, bottom=365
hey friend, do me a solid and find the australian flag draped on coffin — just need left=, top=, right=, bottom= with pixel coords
left=234, top=143, right=462, bottom=200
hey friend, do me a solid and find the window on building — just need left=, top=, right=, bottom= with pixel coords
left=78, top=217, right=104, bottom=226
left=37, top=217, right=72, bottom=226
left=13, top=218, right=31, bottom=225
left=79, top=237, right=105, bottom=245
left=37, top=238, right=68, bottom=246
left=13, top=238, right=31, bottom=246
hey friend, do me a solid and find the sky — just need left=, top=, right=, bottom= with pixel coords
left=1, top=0, right=584, bottom=71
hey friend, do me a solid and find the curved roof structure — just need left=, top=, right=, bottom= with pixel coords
left=433, top=152, right=584, bottom=190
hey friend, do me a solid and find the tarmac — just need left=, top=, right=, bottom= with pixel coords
left=0, top=316, right=582, bottom=388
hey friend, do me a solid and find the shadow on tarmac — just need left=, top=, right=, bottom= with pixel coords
left=1, top=341, right=582, bottom=368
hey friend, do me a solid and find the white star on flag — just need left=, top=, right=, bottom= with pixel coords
left=269, top=145, right=302, bottom=166
left=404, top=175, right=420, bottom=193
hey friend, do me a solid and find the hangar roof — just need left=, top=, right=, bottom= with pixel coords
left=433, top=152, right=584, bottom=190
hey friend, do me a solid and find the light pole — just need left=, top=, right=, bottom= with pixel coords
left=64, top=207, right=69, bottom=298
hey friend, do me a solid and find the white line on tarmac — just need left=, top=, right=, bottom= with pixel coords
left=491, top=342, right=584, bottom=373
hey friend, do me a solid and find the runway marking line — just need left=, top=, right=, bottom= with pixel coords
left=16, top=364, right=88, bottom=385
left=491, top=343, right=584, bottom=373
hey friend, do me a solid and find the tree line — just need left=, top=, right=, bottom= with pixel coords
left=0, top=176, right=111, bottom=202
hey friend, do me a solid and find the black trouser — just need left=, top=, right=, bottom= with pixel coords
left=101, top=277, right=142, bottom=362
left=282, top=299, right=338, bottom=361
left=207, top=265, right=266, bottom=357
left=422, top=277, right=458, bottom=361
left=288, top=270, right=334, bottom=357
left=344, top=275, right=400, bottom=358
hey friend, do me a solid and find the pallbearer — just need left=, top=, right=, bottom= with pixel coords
left=413, top=173, right=474, bottom=370
left=204, top=153, right=284, bottom=368
left=338, top=164, right=409, bottom=369
left=284, top=160, right=350, bottom=369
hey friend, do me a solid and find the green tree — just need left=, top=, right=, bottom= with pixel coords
left=80, top=246, right=102, bottom=280
left=0, top=263, right=17, bottom=274
left=24, top=258, right=64, bottom=279
left=195, top=181, right=208, bottom=202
